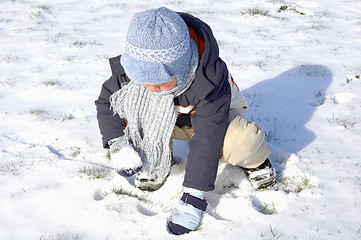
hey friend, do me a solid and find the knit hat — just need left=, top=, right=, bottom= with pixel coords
left=120, top=7, right=193, bottom=86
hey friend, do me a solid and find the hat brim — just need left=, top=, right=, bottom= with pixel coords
left=121, top=54, right=173, bottom=85
left=120, top=44, right=192, bottom=86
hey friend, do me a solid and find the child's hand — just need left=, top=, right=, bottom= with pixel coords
left=108, top=138, right=142, bottom=177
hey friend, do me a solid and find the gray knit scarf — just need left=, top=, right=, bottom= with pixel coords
left=110, top=40, right=199, bottom=181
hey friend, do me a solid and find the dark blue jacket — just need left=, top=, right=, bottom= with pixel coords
left=95, top=12, right=231, bottom=191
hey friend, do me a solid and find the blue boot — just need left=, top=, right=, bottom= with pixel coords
left=168, top=187, right=207, bottom=235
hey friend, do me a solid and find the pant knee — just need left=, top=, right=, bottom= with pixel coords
left=221, top=115, right=271, bottom=168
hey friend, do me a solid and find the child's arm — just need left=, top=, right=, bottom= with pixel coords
left=95, top=75, right=126, bottom=148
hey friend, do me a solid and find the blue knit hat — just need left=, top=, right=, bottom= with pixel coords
left=120, top=7, right=193, bottom=85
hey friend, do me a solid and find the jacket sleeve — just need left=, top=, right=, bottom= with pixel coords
left=95, top=74, right=128, bottom=148
left=183, top=69, right=231, bottom=192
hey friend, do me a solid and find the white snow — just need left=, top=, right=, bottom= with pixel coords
left=334, top=92, right=356, bottom=104
left=1, top=0, right=361, bottom=239
left=108, top=140, right=142, bottom=170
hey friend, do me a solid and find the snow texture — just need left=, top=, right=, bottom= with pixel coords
left=0, top=0, right=360, bottom=239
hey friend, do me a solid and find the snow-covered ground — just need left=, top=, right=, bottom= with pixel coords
left=1, top=0, right=360, bottom=239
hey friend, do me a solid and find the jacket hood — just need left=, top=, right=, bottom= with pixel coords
left=178, top=12, right=220, bottom=71
left=178, top=12, right=227, bottom=101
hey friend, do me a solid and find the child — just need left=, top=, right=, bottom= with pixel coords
left=95, top=7, right=275, bottom=235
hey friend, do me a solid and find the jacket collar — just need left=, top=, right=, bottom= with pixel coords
left=179, top=12, right=220, bottom=100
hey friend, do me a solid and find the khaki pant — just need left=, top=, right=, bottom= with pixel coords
left=171, top=109, right=271, bottom=169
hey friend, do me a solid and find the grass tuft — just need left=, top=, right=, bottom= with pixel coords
left=327, top=114, right=356, bottom=129
left=243, top=7, right=271, bottom=17
left=103, top=186, right=146, bottom=202
left=0, top=160, right=23, bottom=176
left=78, top=165, right=110, bottom=179
left=279, top=5, right=306, bottom=15
left=39, top=233, right=80, bottom=240
left=260, top=202, right=278, bottom=215
left=275, top=174, right=315, bottom=193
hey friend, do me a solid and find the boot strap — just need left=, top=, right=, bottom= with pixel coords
left=181, top=192, right=207, bottom=211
